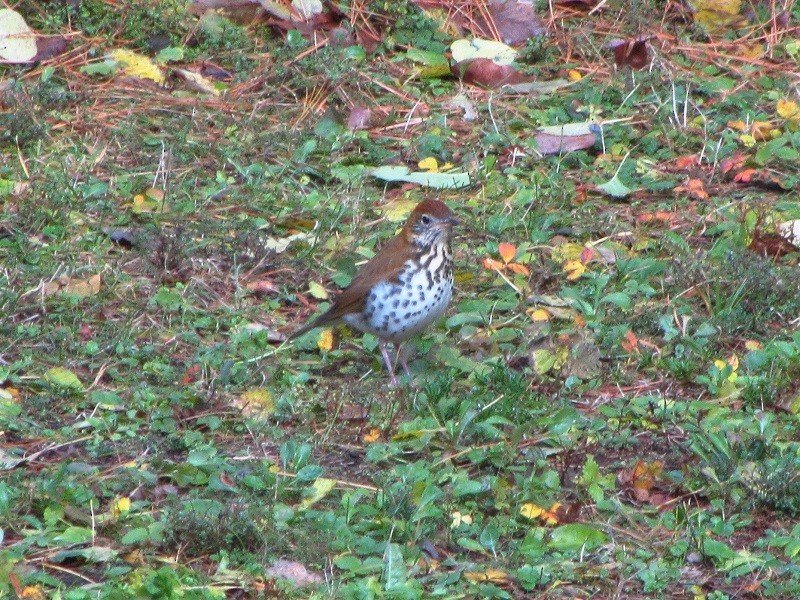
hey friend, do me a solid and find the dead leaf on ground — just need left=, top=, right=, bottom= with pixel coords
left=608, top=36, right=651, bottom=70
left=43, top=274, right=102, bottom=298
left=266, top=559, right=323, bottom=586
left=482, top=0, right=545, bottom=45
left=533, top=131, right=596, bottom=155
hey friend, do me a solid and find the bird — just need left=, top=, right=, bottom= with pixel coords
left=289, top=199, right=458, bottom=385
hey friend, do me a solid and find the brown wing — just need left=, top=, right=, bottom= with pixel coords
left=288, top=233, right=411, bottom=339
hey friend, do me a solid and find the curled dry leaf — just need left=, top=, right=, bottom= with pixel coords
left=608, top=36, right=650, bottom=70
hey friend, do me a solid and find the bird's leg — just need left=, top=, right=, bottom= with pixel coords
left=379, top=341, right=399, bottom=386
left=396, top=343, right=412, bottom=378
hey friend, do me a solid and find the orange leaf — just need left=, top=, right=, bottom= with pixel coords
left=363, top=428, right=381, bottom=443
left=507, top=262, right=530, bottom=276
left=733, top=168, right=757, bottom=183
left=498, top=242, right=517, bottom=264
left=483, top=257, right=505, bottom=270
left=621, top=330, right=639, bottom=353
left=520, top=502, right=562, bottom=525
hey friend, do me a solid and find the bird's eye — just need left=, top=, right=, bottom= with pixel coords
left=420, top=215, right=433, bottom=225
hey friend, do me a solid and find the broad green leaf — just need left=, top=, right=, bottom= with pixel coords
left=371, top=165, right=470, bottom=189
left=43, top=367, right=84, bottom=391
left=382, top=543, right=407, bottom=589
left=406, top=48, right=449, bottom=67
left=548, top=524, right=607, bottom=552
left=53, top=526, right=93, bottom=545
left=596, top=173, right=636, bottom=198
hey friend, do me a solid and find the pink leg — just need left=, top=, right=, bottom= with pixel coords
left=379, top=342, right=399, bottom=386
left=397, top=344, right=412, bottom=378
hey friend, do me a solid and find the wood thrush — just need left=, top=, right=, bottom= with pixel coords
left=289, top=200, right=458, bottom=385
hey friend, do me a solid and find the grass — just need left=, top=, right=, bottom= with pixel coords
left=2, top=0, right=800, bottom=597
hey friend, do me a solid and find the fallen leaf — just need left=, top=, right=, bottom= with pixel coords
left=464, top=568, right=509, bottom=583
left=498, top=242, right=517, bottom=263
left=317, top=328, right=334, bottom=351
left=621, top=330, right=639, bottom=353
left=346, top=106, right=372, bottom=130
left=563, top=260, right=587, bottom=280
left=43, top=367, right=84, bottom=391
left=450, top=38, right=517, bottom=65
left=371, top=165, right=470, bottom=189
left=363, top=428, right=381, bottom=442
left=43, top=274, right=102, bottom=298
left=608, top=36, right=650, bottom=70
left=520, top=502, right=562, bottom=525
left=485, top=0, right=545, bottom=45
left=109, top=49, right=165, bottom=84
left=455, top=57, right=527, bottom=88
left=534, top=131, right=597, bottom=155
left=0, top=9, right=37, bottom=63
left=266, top=559, right=323, bottom=586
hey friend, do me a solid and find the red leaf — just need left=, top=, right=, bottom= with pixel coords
left=608, top=36, right=650, bottom=70
left=454, top=58, right=527, bottom=88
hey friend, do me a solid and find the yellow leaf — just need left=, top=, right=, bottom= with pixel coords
left=239, top=388, right=275, bottom=416
left=713, top=359, right=728, bottom=370
left=528, top=308, right=550, bottom=321
left=363, top=428, right=381, bottom=443
left=418, top=157, right=439, bottom=172
left=451, top=511, right=473, bottom=527
left=110, top=49, right=165, bottom=84
left=380, top=199, right=417, bottom=222
left=568, top=69, right=582, bottom=81
left=744, top=340, right=762, bottom=351
left=727, top=120, right=747, bottom=131
left=563, top=259, right=587, bottom=280
left=464, top=568, right=509, bottom=583
left=727, top=354, right=739, bottom=371
left=317, top=328, right=334, bottom=351
left=307, top=281, right=329, bottom=300
left=498, top=242, right=517, bottom=263
left=550, top=242, right=583, bottom=263
left=777, top=99, right=799, bottom=120
left=113, top=497, right=131, bottom=518
left=739, top=134, right=756, bottom=148
left=520, top=502, right=560, bottom=524
left=739, top=44, right=765, bottom=60
left=300, top=477, right=336, bottom=509
left=20, top=586, right=46, bottom=600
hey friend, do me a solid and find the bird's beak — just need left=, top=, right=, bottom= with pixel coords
left=438, top=216, right=459, bottom=229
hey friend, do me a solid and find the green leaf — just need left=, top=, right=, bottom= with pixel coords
left=382, top=543, right=408, bottom=590
left=80, top=60, right=118, bottom=77
left=300, top=477, right=336, bottom=509
left=406, top=48, right=449, bottom=67
left=548, top=524, right=607, bottom=552
left=371, top=166, right=470, bottom=189
left=596, top=173, right=635, bottom=199
left=43, top=367, right=84, bottom=391
left=156, top=46, right=184, bottom=63
left=53, top=526, right=93, bottom=545
left=120, top=527, right=150, bottom=545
